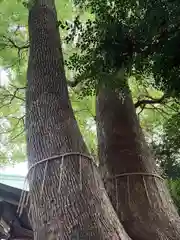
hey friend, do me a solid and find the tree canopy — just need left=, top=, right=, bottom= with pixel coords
left=66, top=0, right=180, bottom=96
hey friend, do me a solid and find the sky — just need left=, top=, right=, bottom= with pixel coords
left=0, top=161, right=28, bottom=176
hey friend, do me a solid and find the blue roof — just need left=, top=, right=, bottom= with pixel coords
left=0, top=173, right=29, bottom=190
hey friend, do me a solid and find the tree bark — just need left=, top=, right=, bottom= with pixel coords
left=25, top=0, right=131, bottom=239
left=96, top=80, right=180, bottom=240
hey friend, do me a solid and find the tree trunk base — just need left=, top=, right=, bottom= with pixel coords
left=106, top=176, right=180, bottom=240
left=122, top=218, right=180, bottom=240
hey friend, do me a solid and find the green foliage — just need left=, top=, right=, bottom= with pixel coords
left=151, top=111, right=180, bottom=179
left=70, top=90, right=97, bottom=156
left=130, top=76, right=180, bottom=181
left=167, top=179, right=180, bottom=214
left=0, top=83, right=25, bottom=165
left=65, top=0, right=180, bottom=97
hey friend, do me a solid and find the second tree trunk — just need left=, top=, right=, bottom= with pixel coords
left=96, top=81, right=180, bottom=240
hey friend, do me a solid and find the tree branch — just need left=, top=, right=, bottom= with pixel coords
left=135, top=95, right=165, bottom=108
left=0, top=86, right=26, bottom=106
left=67, top=78, right=81, bottom=87
left=2, top=36, right=29, bottom=51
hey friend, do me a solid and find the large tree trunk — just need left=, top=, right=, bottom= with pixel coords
left=25, top=1, right=131, bottom=239
left=96, top=80, right=180, bottom=240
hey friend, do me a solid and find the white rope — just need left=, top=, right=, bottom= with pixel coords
left=40, top=160, right=48, bottom=199
left=58, top=155, right=64, bottom=193
left=27, top=152, right=93, bottom=176
left=17, top=152, right=93, bottom=216
left=79, top=155, right=82, bottom=191
left=109, top=172, right=164, bottom=180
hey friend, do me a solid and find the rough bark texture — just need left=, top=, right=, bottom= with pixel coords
left=25, top=1, right=131, bottom=239
left=96, top=82, right=180, bottom=240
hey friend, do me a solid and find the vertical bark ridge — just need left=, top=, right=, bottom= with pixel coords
left=96, top=82, right=180, bottom=240
left=25, top=1, right=131, bottom=239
